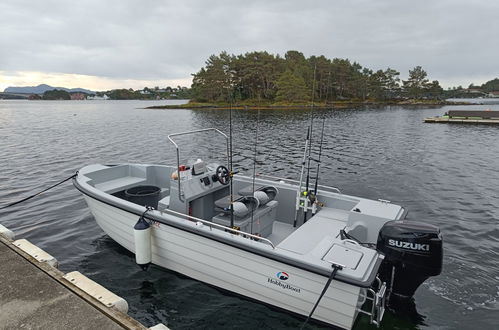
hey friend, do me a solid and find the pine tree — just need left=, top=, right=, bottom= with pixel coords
left=275, top=70, right=310, bottom=102
left=403, top=66, right=429, bottom=99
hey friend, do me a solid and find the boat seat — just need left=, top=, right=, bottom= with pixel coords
left=214, top=195, right=259, bottom=218
left=238, top=185, right=278, bottom=206
left=212, top=199, right=279, bottom=237
left=87, top=164, right=148, bottom=194
left=94, top=177, right=147, bottom=194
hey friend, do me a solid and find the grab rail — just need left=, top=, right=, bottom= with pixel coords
left=159, top=207, right=276, bottom=249
left=168, top=128, right=230, bottom=202
left=357, top=277, right=386, bottom=327
left=341, top=239, right=360, bottom=246
left=255, top=174, right=342, bottom=194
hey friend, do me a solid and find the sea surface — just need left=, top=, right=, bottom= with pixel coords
left=0, top=100, right=498, bottom=330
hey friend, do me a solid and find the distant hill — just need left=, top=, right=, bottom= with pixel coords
left=4, top=84, right=94, bottom=94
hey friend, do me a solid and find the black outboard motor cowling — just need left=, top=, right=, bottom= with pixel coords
left=377, top=221, right=443, bottom=299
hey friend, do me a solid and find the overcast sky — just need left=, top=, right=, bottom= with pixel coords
left=1, top=0, right=498, bottom=91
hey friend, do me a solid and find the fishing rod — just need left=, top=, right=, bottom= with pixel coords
left=250, top=109, right=260, bottom=233
left=311, top=117, right=326, bottom=216
left=229, top=90, right=235, bottom=229
left=310, top=71, right=331, bottom=216
left=302, top=64, right=317, bottom=224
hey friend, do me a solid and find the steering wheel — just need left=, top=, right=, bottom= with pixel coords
left=215, top=165, right=231, bottom=185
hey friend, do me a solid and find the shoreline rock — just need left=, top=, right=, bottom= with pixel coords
left=146, top=99, right=472, bottom=110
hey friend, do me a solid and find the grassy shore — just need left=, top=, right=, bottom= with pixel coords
left=147, top=99, right=472, bottom=110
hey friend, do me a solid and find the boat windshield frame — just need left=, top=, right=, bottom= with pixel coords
left=167, top=128, right=230, bottom=202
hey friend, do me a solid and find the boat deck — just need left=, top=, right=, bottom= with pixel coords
left=276, top=207, right=348, bottom=255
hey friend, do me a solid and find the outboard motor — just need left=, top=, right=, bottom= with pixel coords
left=376, top=221, right=443, bottom=300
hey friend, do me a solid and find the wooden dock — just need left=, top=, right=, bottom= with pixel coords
left=0, top=226, right=169, bottom=330
left=424, top=117, right=499, bottom=124
left=425, top=110, right=499, bottom=125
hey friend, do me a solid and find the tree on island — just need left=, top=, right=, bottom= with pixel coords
left=107, top=89, right=140, bottom=100
left=191, top=52, right=234, bottom=102
left=275, top=70, right=310, bottom=102
left=372, top=68, right=401, bottom=100
left=42, top=89, right=70, bottom=100
left=481, top=78, right=499, bottom=92
left=402, top=66, right=444, bottom=99
left=190, top=50, right=444, bottom=104
left=402, top=66, right=430, bottom=99
left=426, top=80, right=444, bottom=99
left=233, top=51, right=282, bottom=101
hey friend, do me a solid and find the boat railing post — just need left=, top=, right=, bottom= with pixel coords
left=175, top=144, right=182, bottom=202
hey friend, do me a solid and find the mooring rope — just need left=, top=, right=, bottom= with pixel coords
left=300, top=263, right=343, bottom=329
left=0, top=172, right=78, bottom=210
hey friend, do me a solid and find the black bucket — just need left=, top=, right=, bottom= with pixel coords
left=125, top=185, right=161, bottom=209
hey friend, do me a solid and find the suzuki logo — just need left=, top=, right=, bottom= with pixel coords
left=388, top=239, right=430, bottom=252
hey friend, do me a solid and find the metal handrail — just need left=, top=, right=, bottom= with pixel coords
left=255, top=174, right=342, bottom=194
left=357, top=277, right=386, bottom=327
left=159, top=207, right=276, bottom=249
left=167, top=128, right=230, bottom=201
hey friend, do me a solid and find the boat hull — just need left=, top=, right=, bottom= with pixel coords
left=83, top=195, right=362, bottom=329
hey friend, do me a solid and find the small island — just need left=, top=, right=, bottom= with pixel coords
left=147, top=50, right=499, bottom=110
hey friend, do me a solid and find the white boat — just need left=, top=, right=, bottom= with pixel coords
left=74, top=128, right=443, bottom=329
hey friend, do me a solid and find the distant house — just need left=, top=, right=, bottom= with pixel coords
left=70, top=93, right=86, bottom=100
left=465, top=88, right=483, bottom=94
left=140, top=88, right=166, bottom=94
left=488, top=91, right=499, bottom=98
left=87, top=94, right=109, bottom=100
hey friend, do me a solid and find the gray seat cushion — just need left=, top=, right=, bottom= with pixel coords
left=238, top=186, right=278, bottom=205
left=214, top=195, right=259, bottom=218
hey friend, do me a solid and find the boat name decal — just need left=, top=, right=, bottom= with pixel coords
left=388, top=239, right=430, bottom=251
left=267, top=277, right=301, bottom=293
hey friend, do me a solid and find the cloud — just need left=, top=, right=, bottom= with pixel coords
left=1, top=0, right=498, bottom=89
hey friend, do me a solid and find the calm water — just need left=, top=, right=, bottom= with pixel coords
left=0, top=100, right=498, bottom=330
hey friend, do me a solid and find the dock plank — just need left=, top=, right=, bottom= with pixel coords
left=0, top=237, right=146, bottom=330
left=424, top=117, right=499, bottom=125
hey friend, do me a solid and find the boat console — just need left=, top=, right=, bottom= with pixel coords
left=166, top=156, right=280, bottom=237
left=168, top=161, right=230, bottom=218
